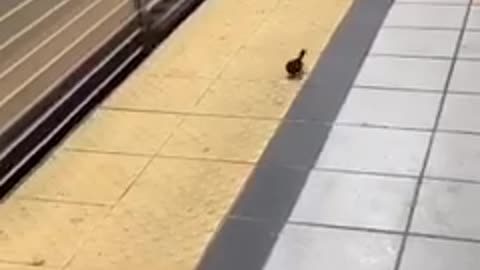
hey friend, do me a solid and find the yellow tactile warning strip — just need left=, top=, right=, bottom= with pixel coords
left=0, top=0, right=352, bottom=269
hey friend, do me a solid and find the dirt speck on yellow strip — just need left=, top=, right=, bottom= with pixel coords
left=0, top=0, right=352, bottom=269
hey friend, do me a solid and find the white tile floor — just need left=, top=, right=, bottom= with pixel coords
left=290, top=171, right=415, bottom=231
left=439, top=94, right=480, bottom=132
left=315, top=126, right=430, bottom=175
left=449, top=60, right=480, bottom=92
left=412, top=180, right=480, bottom=239
left=264, top=225, right=401, bottom=270
left=354, top=56, right=451, bottom=91
left=458, top=31, right=480, bottom=58
left=337, top=88, right=441, bottom=129
left=466, top=6, right=480, bottom=30
left=370, top=28, right=459, bottom=57
left=400, top=237, right=480, bottom=270
left=426, top=132, right=480, bottom=180
left=383, top=4, right=467, bottom=29
left=264, top=0, right=480, bottom=269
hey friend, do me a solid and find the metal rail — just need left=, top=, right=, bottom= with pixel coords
left=0, top=0, right=205, bottom=198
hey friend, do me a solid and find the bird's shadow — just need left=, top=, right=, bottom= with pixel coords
left=286, top=69, right=307, bottom=80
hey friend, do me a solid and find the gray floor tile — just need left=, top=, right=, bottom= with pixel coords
left=400, top=236, right=480, bottom=270
left=412, top=180, right=480, bottom=239
left=370, top=28, right=459, bottom=58
left=459, top=31, right=480, bottom=58
left=289, top=170, right=415, bottom=231
left=315, top=126, right=430, bottom=175
left=337, top=88, right=441, bottom=129
left=383, top=4, right=467, bottom=29
left=439, top=94, right=480, bottom=133
left=449, top=60, right=480, bottom=93
left=467, top=6, right=480, bottom=30
left=426, top=132, right=480, bottom=180
left=264, top=224, right=401, bottom=270
left=355, top=56, right=451, bottom=91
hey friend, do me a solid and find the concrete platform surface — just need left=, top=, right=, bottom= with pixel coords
left=0, top=0, right=351, bottom=269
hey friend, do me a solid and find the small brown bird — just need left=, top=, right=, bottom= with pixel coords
left=286, top=49, right=307, bottom=79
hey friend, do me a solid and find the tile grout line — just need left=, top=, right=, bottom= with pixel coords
left=450, top=56, right=480, bottom=61
left=426, top=175, right=480, bottom=185
left=319, top=163, right=480, bottom=179
left=62, top=147, right=153, bottom=157
left=330, top=122, right=480, bottom=138
left=409, top=232, right=480, bottom=244
left=313, top=167, right=419, bottom=179
left=313, top=167, right=480, bottom=186
left=155, top=153, right=256, bottom=165
left=287, top=221, right=480, bottom=245
left=61, top=117, right=185, bottom=270
left=153, top=118, right=186, bottom=159
left=15, top=196, right=111, bottom=207
left=392, top=1, right=474, bottom=269
left=59, top=147, right=260, bottom=165
left=443, top=90, right=480, bottom=95
left=368, top=53, right=454, bottom=60
left=382, top=25, right=477, bottom=31
left=437, top=128, right=480, bottom=136
left=331, top=122, right=433, bottom=132
left=288, top=220, right=404, bottom=235
left=375, top=25, right=461, bottom=33
left=394, top=1, right=471, bottom=6
left=354, top=84, right=444, bottom=92
left=331, top=124, right=480, bottom=137
left=99, top=106, right=286, bottom=121
left=355, top=84, right=480, bottom=96
left=368, top=53, right=480, bottom=62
